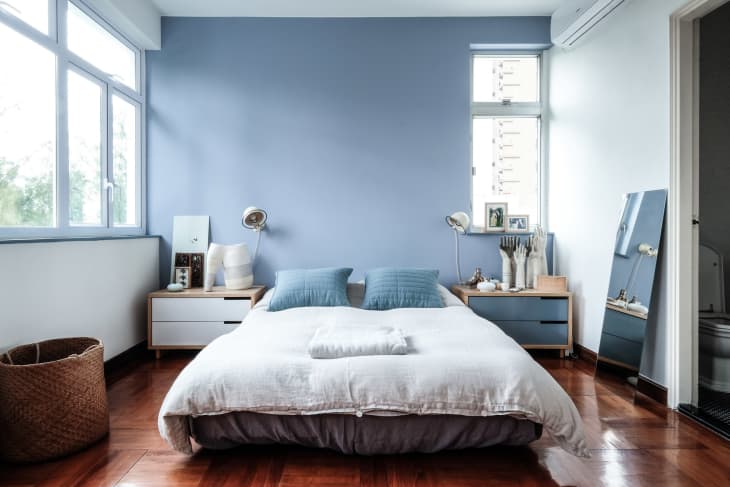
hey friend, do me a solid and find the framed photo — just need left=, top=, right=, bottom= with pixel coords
left=506, top=215, right=530, bottom=233
left=174, top=252, right=204, bottom=287
left=174, top=266, right=192, bottom=289
left=485, top=203, right=507, bottom=232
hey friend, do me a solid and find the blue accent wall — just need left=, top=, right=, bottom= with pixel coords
left=147, top=17, right=551, bottom=287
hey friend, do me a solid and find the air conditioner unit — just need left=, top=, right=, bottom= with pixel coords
left=551, top=0, right=625, bottom=48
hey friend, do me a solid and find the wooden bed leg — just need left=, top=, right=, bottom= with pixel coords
left=155, top=350, right=161, bottom=360
left=559, top=349, right=565, bottom=359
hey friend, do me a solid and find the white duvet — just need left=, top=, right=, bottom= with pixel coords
left=159, top=292, right=589, bottom=457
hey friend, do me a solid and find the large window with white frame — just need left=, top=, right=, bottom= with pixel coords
left=471, top=53, right=542, bottom=232
left=0, top=0, right=144, bottom=238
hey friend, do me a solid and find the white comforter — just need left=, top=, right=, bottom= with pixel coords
left=159, top=299, right=589, bottom=457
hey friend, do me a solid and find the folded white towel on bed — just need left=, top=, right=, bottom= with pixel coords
left=308, top=325, right=408, bottom=359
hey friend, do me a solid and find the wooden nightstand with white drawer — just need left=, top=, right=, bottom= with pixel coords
left=147, top=286, right=266, bottom=358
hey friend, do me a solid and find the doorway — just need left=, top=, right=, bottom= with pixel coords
left=669, top=0, right=730, bottom=438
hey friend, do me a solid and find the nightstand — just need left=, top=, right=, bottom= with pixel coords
left=452, top=285, right=573, bottom=358
left=147, top=286, right=266, bottom=359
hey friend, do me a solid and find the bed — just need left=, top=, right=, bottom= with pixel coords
left=158, top=286, right=588, bottom=457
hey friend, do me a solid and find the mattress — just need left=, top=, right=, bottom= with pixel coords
left=159, top=287, right=588, bottom=457
left=191, top=412, right=543, bottom=455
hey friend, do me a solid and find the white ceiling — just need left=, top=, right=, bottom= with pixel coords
left=148, top=0, right=565, bottom=18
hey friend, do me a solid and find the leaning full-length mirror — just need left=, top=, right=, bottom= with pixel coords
left=597, top=189, right=667, bottom=373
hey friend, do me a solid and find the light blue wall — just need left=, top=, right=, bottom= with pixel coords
left=146, top=17, right=552, bottom=287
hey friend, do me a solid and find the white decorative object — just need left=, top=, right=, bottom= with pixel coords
left=445, top=211, right=470, bottom=284
left=204, top=243, right=225, bottom=291
left=527, top=225, right=549, bottom=288
left=515, top=244, right=527, bottom=290
left=166, top=283, right=183, bottom=292
left=204, top=243, right=254, bottom=291
left=627, top=302, right=649, bottom=315
left=499, top=236, right=518, bottom=288
left=223, top=243, right=254, bottom=290
left=477, top=281, right=496, bottom=292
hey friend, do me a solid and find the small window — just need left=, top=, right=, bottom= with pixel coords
left=0, top=0, right=49, bottom=34
left=471, top=53, right=542, bottom=231
left=472, top=55, right=539, bottom=103
left=67, top=2, right=137, bottom=90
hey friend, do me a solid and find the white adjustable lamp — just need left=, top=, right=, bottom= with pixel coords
left=446, top=211, right=470, bottom=284
left=241, top=206, right=267, bottom=262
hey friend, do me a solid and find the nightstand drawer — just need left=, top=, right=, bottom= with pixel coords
left=152, top=297, right=250, bottom=322
left=602, top=308, right=646, bottom=343
left=599, top=333, right=643, bottom=368
left=493, top=321, right=568, bottom=345
left=469, top=296, right=568, bottom=322
left=151, top=321, right=240, bottom=346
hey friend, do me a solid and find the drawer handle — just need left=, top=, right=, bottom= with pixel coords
left=540, top=321, right=566, bottom=324
left=539, top=297, right=564, bottom=301
left=224, top=297, right=248, bottom=301
left=224, top=320, right=242, bottom=325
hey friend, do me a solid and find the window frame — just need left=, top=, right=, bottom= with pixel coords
left=470, top=51, right=545, bottom=232
left=0, top=0, right=146, bottom=239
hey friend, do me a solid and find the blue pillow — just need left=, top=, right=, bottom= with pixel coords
left=268, top=267, right=353, bottom=312
left=361, top=268, right=443, bottom=310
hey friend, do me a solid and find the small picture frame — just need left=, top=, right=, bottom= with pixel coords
left=485, top=203, right=507, bottom=232
left=174, top=252, right=204, bottom=287
left=174, top=266, right=192, bottom=289
left=506, top=215, right=530, bottom=233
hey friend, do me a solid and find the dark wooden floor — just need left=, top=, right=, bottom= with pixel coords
left=2, top=352, right=729, bottom=486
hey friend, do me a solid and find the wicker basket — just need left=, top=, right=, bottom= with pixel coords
left=0, top=337, right=109, bottom=463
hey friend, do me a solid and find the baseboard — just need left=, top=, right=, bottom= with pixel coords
left=573, top=343, right=597, bottom=367
left=104, top=340, right=148, bottom=384
left=637, top=375, right=668, bottom=406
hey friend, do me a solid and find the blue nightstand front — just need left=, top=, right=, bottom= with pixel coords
left=452, top=286, right=573, bottom=358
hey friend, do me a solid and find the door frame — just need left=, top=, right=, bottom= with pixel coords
left=667, top=0, right=728, bottom=408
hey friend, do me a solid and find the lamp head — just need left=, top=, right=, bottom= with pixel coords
left=446, top=211, right=470, bottom=234
left=242, top=207, right=267, bottom=231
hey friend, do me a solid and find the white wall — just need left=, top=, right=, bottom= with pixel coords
left=0, top=238, right=159, bottom=360
left=547, top=0, right=687, bottom=385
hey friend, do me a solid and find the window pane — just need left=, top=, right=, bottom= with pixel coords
left=472, top=117, right=538, bottom=229
left=68, top=70, right=102, bottom=225
left=0, top=24, right=55, bottom=227
left=473, top=56, right=539, bottom=103
left=0, top=0, right=48, bottom=34
left=112, top=94, right=137, bottom=226
left=67, top=2, right=136, bottom=89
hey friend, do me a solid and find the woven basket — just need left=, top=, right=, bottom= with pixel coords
left=0, top=337, right=109, bottom=463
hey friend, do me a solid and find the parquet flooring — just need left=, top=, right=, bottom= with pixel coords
left=1, top=352, right=728, bottom=486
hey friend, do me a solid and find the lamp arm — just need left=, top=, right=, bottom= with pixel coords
left=454, top=228, right=463, bottom=285
left=252, top=228, right=263, bottom=265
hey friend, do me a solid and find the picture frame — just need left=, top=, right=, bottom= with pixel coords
left=506, top=214, right=530, bottom=233
left=484, top=202, right=507, bottom=232
left=174, top=266, right=192, bottom=289
left=174, top=252, right=204, bottom=287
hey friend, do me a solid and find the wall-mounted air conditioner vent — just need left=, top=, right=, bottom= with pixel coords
left=551, top=0, right=625, bottom=48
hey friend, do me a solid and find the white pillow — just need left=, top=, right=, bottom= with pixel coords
left=438, top=284, right=466, bottom=307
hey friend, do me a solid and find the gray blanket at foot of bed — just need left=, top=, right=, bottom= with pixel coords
left=191, top=412, right=542, bottom=455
